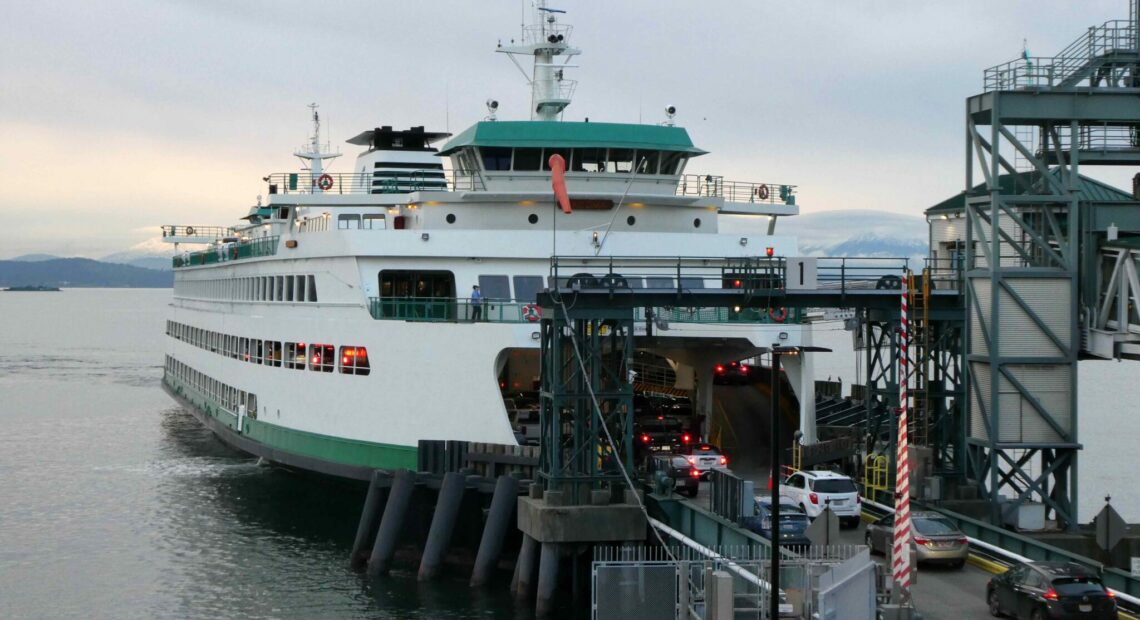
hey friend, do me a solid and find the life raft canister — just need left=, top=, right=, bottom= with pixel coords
left=769, top=307, right=788, bottom=323
left=523, top=304, right=541, bottom=322
left=317, top=174, right=334, bottom=191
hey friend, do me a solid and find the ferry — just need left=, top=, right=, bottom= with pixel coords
left=160, top=1, right=815, bottom=480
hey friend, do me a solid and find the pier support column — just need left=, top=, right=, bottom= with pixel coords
left=514, top=534, right=539, bottom=601
left=418, top=471, right=467, bottom=581
left=367, top=468, right=415, bottom=577
left=535, top=542, right=560, bottom=617
left=350, top=470, right=389, bottom=569
left=471, top=475, right=519, bottom=587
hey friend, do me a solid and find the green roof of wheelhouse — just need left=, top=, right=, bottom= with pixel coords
left=438, top=121, right=708, bottom=156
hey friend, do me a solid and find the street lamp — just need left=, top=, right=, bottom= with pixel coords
left=769, top=344, right=831, bottom=620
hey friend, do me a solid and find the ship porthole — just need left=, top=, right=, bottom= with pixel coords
left=693, top=218, right=702, bottom=228
left=626, top=216, right=636, bottom=226
left=446, top=213, right=456, bottom=224
left=528, top=214, right=539, bottom=224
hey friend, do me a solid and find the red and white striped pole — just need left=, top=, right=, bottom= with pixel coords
left=892, top=279, right=913, bottom=599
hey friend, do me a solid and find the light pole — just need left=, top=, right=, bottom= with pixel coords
left=769, top=344, right=831, bottom=620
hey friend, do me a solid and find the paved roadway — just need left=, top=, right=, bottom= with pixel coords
left=703, top=383, right=997, bottom=619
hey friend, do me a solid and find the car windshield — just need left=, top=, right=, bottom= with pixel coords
left=669, top=456, right=691, bottom=468
left=812, top=479, right=856, bottom=493
left=913, top=517, right=960, bottom=536
left=1053, top=578, right=1106, bottom=597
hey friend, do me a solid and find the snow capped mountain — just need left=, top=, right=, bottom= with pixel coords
left=778, top=209, right=928, bottom=267
left=100, top=237, right=172, bottom=271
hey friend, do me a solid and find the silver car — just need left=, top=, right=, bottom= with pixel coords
left=864, top=511, right=969, bottom=568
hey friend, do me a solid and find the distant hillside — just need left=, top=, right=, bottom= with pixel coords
left=10, top=253, right=62, bottom=262
left=0, top=258, right=172, bottom=288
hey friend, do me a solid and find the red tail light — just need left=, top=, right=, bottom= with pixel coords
left=641, top=434, right=650, bottom=443
left=715, top=364, right=725, bottom=373
left=682, top=434, right=691, bottom=444
left=809, top=493, right=819, bottom=505
left=719, top=455, right=727, bottom=466
left=914, top=536, right=931, bottom=546
left=856, top=495, right=862, bottom=504
left=957, top=536, right=968, bottom=544
left=690, top=468, right=701, bottom=478
left=740, top=366, right=749, bottom=374
left=1043, top=588, right=1058, bottom=600
left=1107, top=590, right=1116, bottom=598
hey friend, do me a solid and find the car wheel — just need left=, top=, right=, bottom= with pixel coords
left=987, top=588, right=1001, bottom=617
left=687, top=487, right=699, bottom=498
left=951, top=558, right=965, bottom=569
left=1030, top=608, right=1046, bottom=620
left=864, top=532, right=876, bottom=555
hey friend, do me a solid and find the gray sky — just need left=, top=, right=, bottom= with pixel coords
left=1, top=0, right=1134, bottom=258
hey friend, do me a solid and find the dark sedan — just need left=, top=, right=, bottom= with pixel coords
left=987, top=561, right=1117, bottom=619
left=744, top=499, right=811, bottom=548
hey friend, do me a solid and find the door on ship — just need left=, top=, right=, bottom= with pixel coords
left=378, top=270, right=456, bottom=320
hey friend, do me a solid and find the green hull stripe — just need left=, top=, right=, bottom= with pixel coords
left=164, top=375, right=417, bottom=470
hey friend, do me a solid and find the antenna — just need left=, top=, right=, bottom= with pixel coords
left=496, top=0, right=581, bottom=121
left=293, top=103, right=341, bottom=191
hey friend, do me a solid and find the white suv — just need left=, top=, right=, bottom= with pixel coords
left=780, top=470, right=862, bottom=528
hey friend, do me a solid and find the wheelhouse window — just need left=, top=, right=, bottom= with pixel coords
left=513, top=148, right=542, bottom=171
left=659, top=152, right=688, bottom=175
left=481, top=147, right=513, bottom=171
left=607, top=148, right=634, bottom=173
left=310, top=344, right=335, bottom=372
left=340, top=346, right=370, bottom=376
left=575, top=148, right=606, bottom=172
left=635, top=150, right=660, bottom=174
left=338, top=214, right=361, bottom=229
left=541, top=148, right=571, bottom=171
left=362, top=214, right=385, bottom=229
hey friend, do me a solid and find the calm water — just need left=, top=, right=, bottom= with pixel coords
left=1, top=290, right=1136, bottom=619
left=0, top=289, right=536, bottom=619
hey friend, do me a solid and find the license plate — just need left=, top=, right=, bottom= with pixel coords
left=1079, top=604, right=1092, bottom=612
left=832, top=499, right=846, bottom=505
left=700, top=458, right=715, bottom=464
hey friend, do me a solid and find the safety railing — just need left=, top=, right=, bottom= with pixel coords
left=814, top=257, right=911, bottom=294
left=264, top=172, right=484, bottom=196
left=676, top=174, right=796, bottom=204
left=1055, top=124, right=1140, bottom=151
left=367, top=296, right=537, bottom=323
left=172, top=236, right=279, bottom=268
left=161, top=225, right=236, bottom=240
left=645, top=305, right=802, bottom=324
left=984, top=19, right=1138, bottom=91
left=549, top=255, right=787, bottom=294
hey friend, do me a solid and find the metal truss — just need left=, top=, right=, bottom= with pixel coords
left=538, top=304, right=635, bottom=505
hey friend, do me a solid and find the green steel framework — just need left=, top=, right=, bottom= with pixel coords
left=963, top=1, right=1140, bottom=529
left=537, top=303, right=636, bottom=505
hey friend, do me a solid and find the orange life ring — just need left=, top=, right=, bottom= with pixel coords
left=317, top=174, right=334, bottom=191
left=769, top=307, right=788, bottom=323
left=523, top=304, right=541, bottom=322
left=757, top=184, right=770, bottom=200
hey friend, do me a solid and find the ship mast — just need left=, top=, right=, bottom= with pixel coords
left=293, top=103, right=341, bottom=191
left=496, top=0, right=580, bottom=121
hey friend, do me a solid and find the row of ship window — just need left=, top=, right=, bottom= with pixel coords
left=165, top=320, right=371, bottom=375
left=452, top=147, right=691, bottom=175
left=174, top=274, right=319, bottom=303
left=165, top=355, right=259, bottom=418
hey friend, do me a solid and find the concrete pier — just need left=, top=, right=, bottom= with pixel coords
left=514, top=534, right=539, bottom=601
left=471, top=474, right=519, bottom=587
left=418, top=471, right=467, bottom=581
left=350, top=470, right=389, bottom=569
left=367, top=468, right=415, bottom=577
left=535, top=542, right=561, bottom=617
